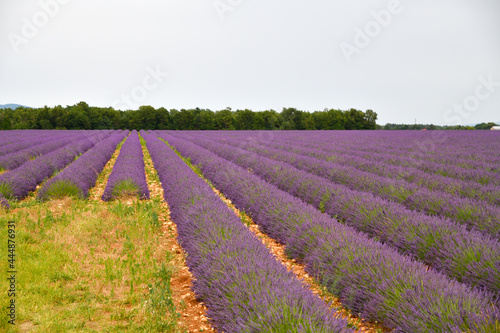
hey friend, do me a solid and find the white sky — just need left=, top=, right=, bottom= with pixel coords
left=1, top=0, right=499, bottom=125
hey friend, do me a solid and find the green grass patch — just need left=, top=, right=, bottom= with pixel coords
left=40, top=180, right=83, bottom=200
left=0, top=196, right=180, bottom=332
left=0, top=181, right=14, bottom=199
left=112, top=179, right=141, bottom=199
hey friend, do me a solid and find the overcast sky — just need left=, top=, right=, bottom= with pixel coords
left=1, top=0, right=499, bottom=125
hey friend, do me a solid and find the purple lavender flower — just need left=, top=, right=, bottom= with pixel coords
left=102, top=130, right=149, bottom=201
left=0, top=193, right=10, bottom=209
left=0, top=130, right=68, bottom=156
left=166, top=132, right=500, bottom=294
left=140, top=130, right=352, bottom=333
left=38, top=131, right=128, bottom=200
left=160, top=131, right=500, bottom=332
left=0, top=131, right=111, bottom=200
left=0, top=131, right=98, bottom=171
left=201, top=133, right=500, bottom=238
left=233, top=136, right=500, bottom=205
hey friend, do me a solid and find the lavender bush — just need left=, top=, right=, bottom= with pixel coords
left=203, top=134, right=500, bottom=237
left=0, top=131, right=97, bottom=171
left=0, top=130, right=64, bottom=156
left=225, top=136, right=500, bottom=205
left=207, top=130, right=500, bottom=185
left=160, top=135, right=500, bottom=332
left=0, top=193, right=9, bottom=209
left=0, top=131, right=110, bottom=201
left=164, top=132, right=500, bottom=296
left=160, top=132, right=500, bottom=332
left=102, top=131, right=149, bottom=201
left=141, top=131, right=352, bottom=333
left=38, top=131, right=128, bottom=200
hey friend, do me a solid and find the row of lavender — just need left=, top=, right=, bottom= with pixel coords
left=262, top=130, right=500, bottom=167
left=302, top=138, right=500, bottom=186
left=37, top=131, right=128, bottom=200
left=216, top=131, right=499, bottom=185
left=0, top=131, right=99, bottom=171
left=302, top=131, right=498, bottom=181
left=140, top=131, right=352, bottom=332
left=0, top=130, right=64, bottom=155
left=0, top=131, right=113, bottom=200
left=0, top=130, right=150, bottom=204
left=102, top=130, right=149, bottom=201
left=203, top=134, right=500, bottom=237
left=266, top=132, right=500, bottom=187
left=158, top=132, right=500, bottom=332
left=221, top=135, right=500, bottom=204
left=166, top=132, right=500, bottom=295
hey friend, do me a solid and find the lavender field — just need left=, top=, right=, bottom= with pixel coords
left=1, top=129, right=499, bottom=332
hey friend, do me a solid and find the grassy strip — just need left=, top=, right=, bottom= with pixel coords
left=0, top=143, right=179, bottom=332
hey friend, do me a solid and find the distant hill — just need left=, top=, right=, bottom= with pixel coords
left=0, top=104, right=29, bottom=109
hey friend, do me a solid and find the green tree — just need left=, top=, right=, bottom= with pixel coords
left=281, top=107, right=306, bottom=130
left=137, top=105, right=158, bottom=130
left=304, top=114, right=316, bottom=130
left=193, top=109, right=215, bottom=130
left=214, top=109, right=235, bottom=130
left=234, top=109, right=255, bottom=130
left=156, top=107, right=172, bottom=129
left=67, top=102, right=91, bottom=129
left=173, top=109, right=195, bottom=130
left=363, top=109, right=378, bottom=129
left=475, top=122, right=498, bottom=130
left=345, top=109, right=365, bottom=130
left=0, top=102, right=382, bottom=131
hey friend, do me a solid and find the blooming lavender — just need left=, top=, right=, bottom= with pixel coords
left=0, top=130, right=64, bottom=156
left=161, top=132, right=500, bottom=333
left=141, top=131, right=352, bottom=333
left=200, top=134, right=500, bottom=238
left=37, top=131, right=128, bottom=200
left=206, top=130, right=500, bottom=185
left=0, top=131, right=110, bottom=200
left=0, top=193, right=10, bottom=209
left=0, top=131, right=97, bottom=171
left=302, top=131, right=499, bottom=184
left=227, top=135, right=500, bottom=205
left=163, top=132, right=500, bottom=296
left=102, top=131, right=149, bottom=201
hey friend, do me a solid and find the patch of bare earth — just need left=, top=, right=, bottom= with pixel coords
left=18, top=321, right=36, bottom=332
left=142, top=137, right=215, bottom=333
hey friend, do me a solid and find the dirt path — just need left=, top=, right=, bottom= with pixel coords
left=141, top=136, right=215, bottom=333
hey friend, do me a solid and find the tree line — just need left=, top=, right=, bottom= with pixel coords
left=0, top=102, right=378, bottom=130
left=380, top=122, right=498, bottom=130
